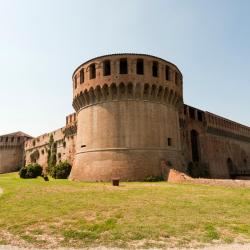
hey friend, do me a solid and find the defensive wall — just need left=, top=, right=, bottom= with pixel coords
left=24, top=113, right=77, bottom=169
left=0, top=132, right=32, bottom=173
left=180, top=105, right=250, bottom=179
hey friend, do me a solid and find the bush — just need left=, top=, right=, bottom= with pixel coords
left=19, top=163, right=43, bottom=179
left=144, top=175, right=164, bottom=182
left=19, top=167, right=27, bottom=178
left=50, top=161, right=72, bottom=179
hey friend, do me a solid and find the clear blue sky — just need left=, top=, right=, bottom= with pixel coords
left=0, top=0, right=249, bottom=137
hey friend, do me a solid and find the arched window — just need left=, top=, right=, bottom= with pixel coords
left=191, top=130, right=200, bottom=162
left=103, top=60, right=111, bottom=76
left=89, top=63, right=96, bottom=79
left=227, top=158, right=234, bottom=177
left=80, top=69, right=84, bottom=84
left=244, top=158, right=247, bottom=167
left=152, top=61, right=158, bottom=77
left=136, top=59, right=144, bottom=75
left=120, top=59, right=128, bottom=74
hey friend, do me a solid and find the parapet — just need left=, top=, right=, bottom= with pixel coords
left=72, top=53, right=183, bottom=112
left=0, top=131, right=32, bottom=148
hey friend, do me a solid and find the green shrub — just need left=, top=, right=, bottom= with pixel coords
left=19, top=163, right=43, bottom=179
left=50, top=161, right=72, bottom=179
left=19, top=167, right=27, bottom=179
left=144, top=175, right=164, bottom=182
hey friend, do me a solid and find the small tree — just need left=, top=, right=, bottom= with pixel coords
left=47, top=134, right=57, bottom=174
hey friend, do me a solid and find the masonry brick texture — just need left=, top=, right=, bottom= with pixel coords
left=1, top=53, right=250, bottom=180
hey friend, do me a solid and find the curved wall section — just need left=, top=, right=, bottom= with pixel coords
left=70, top=54, right=183, bottom=181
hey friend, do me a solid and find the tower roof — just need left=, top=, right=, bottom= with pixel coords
left=0, top=131, right=33, bottom=138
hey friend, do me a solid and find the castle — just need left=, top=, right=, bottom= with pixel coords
left=1, top=53, right=250, bottom=180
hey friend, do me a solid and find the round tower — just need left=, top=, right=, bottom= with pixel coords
left=70, top=53, right=183, bottom=181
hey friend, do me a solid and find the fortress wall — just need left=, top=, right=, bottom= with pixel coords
left=202, top=133, right=250, bottom=178
left=0, top=133, right=30, bottom=173
left=180, top=105, right=250, bottom=179
left=25, top=117, right=77, bottom=170
left=0, top=146, right=23, bottom=173
left=203, top=112, right=250, bottom=178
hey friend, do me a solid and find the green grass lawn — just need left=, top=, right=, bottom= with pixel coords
left=1, top=172, right=250, bottom=249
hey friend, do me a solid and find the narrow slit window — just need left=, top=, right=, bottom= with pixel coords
left=175, top=72, right=178, bottom=84
left=74, top=75, right=77, bottom=89
left=103, top=60, right=111, bottom=76
left=120, top=59, right=128, bottom=74
left=80, top=69, right=84, bottom=83
left=197, top=111, right=203, bottom=122
left=152, top=61, right=158, bottom=77
left=136, top=59, right=144, bottom=75
left=165, top=65, right=170, bottom=80
left=167, top=138, right=172, bottom=146
left=189, top=108, right=196, bottom=120
left=89, top=63, right=96, bottom=79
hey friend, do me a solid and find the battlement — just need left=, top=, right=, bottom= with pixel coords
left=205, top=112, right=250, bottom=137
left=66, top=113, right=77, bottom=127
left=0, top=131, right=32, bottom=148
left=180, top=104, right=250, bottom=142
left=72, top=54, right=183, bottom=112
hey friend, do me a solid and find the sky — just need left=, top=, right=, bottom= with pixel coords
left=0, top=0, right=250, bottom=137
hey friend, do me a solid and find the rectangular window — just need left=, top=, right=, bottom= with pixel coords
left=103, top=60, right=111, bottom=76
left=80, top=69, right=84, bottom=83
left=152, top=61, right=158, bottom=77
left=167, top=138, right=172, bottom=146
left=197, top=111, right=203, bottom=122
left=74, top=75, right=77, bottom=89
left=189, top=107, right=196, bottom=119
left=120, top=59, right=128, bottom=74
left=175, top=72, right=178, bottom=84
left=165, top=65, right=170, bottom=80
left=136, top=59, right=144, bottom=75
left=89, top=64, right=96, bottom=79
left=184, top=105, right=187, bottom=115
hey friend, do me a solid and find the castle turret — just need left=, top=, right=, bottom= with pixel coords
left=70, top=53, right=183, bottom=181
left=0, top=131, right=32, bottom=173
